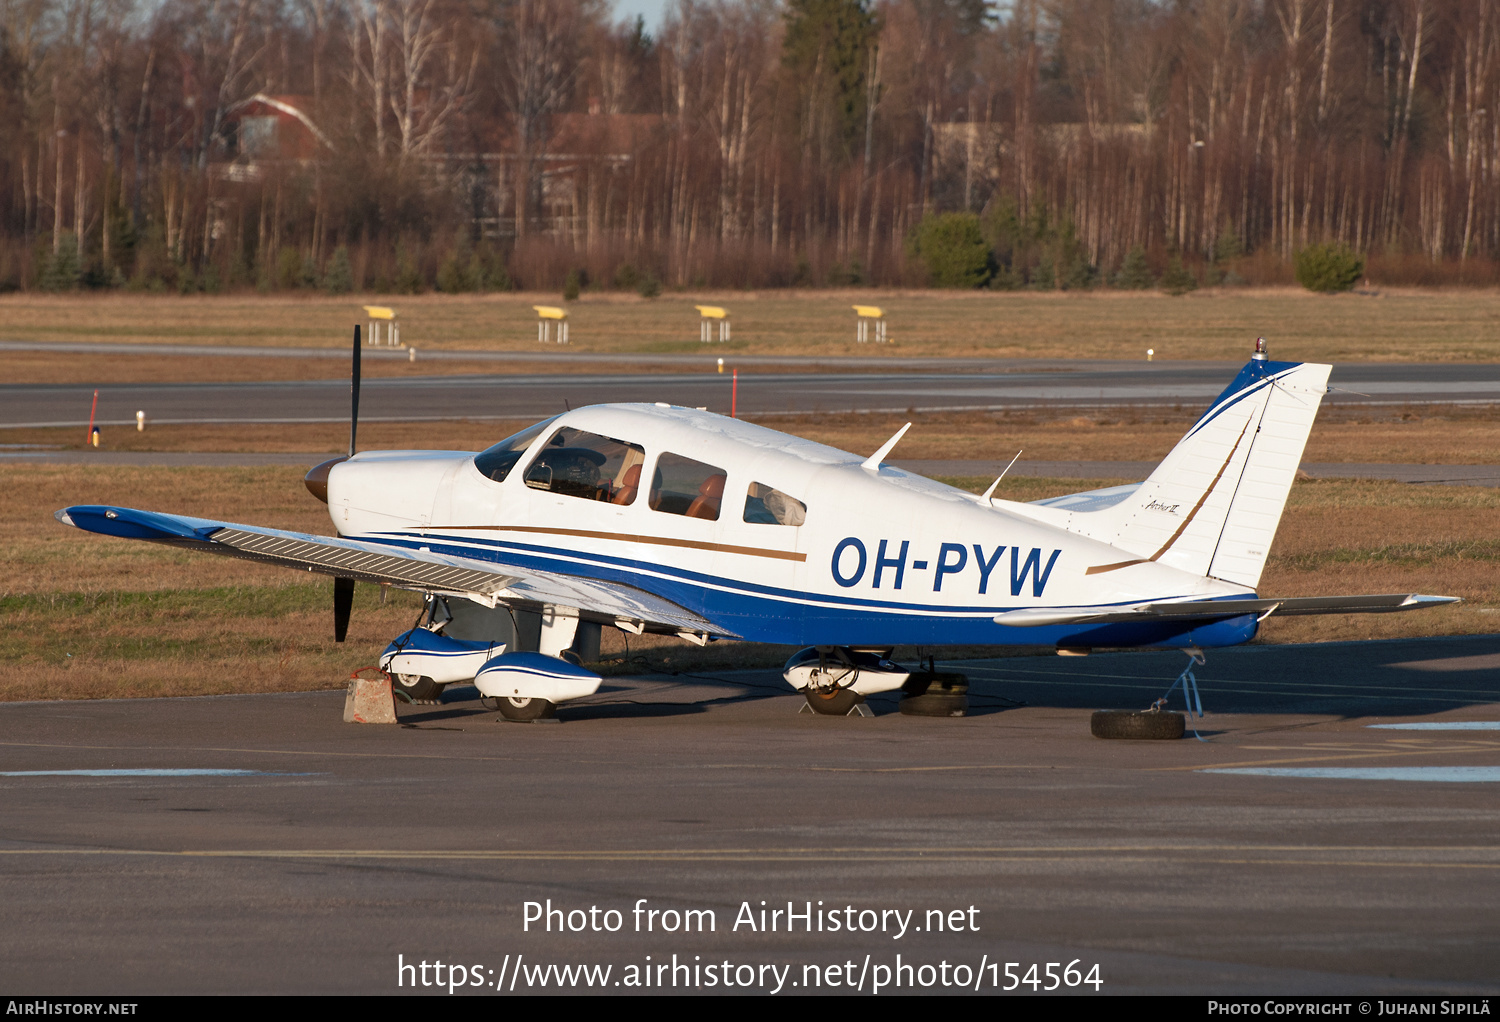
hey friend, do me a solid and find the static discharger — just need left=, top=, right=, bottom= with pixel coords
left=363, top=305, right=400, bottom=347
left=853, top=305, right=887, bottom=344
left=534, top=306, right=569, bottom=344
left=696, top=305, right=730, bottom=343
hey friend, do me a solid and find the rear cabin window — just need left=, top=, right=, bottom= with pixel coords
left=473, top=416, right=559, bottom=482
left=523, top=427, right=645, bottom=504
left=743, top=483, right=807, bottom=526
left=650, top=453, right=727, bottom=521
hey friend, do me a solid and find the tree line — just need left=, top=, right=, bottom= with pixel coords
left=3, top=0, right=1497, bottom=294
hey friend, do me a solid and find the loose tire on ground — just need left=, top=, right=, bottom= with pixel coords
left=1090, top=709, right=1185, bottom=740
left=802, top=686, right=863, bottom=716
left=393, top=673, right=444, bottom=703
left=496, top=695, right=557, bottom=722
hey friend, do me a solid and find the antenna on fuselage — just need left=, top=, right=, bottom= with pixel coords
left=982, top=450, right=1023, bottom=501
left=861, top=422, right=912, bottom=472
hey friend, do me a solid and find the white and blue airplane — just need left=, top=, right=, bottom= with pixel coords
left=56, top=339, right=1454, bottom=721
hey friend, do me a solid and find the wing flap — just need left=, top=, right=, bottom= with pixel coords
left=57, top=505, right=733, bottom=637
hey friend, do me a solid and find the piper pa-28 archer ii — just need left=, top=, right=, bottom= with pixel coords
left=56, top=337, right=1455, bottom=722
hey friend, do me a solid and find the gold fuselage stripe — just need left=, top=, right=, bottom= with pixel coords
left=423, top=524, right=807, bottom=563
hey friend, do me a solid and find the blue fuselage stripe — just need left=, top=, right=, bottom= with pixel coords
left=361, top=531, right=1257, bottom=649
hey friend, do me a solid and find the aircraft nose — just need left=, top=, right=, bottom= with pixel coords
left=304, top=457, right=348, bottom=503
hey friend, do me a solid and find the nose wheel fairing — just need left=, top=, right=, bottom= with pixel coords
left=379, top=628, right=505, bottom=686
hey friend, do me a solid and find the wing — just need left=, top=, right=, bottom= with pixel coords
left=56, top=505, right=733, bottom=638
left=992, top=593, right=1459, bottom=628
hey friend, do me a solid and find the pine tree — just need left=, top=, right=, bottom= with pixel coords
left=323, top=246, right=354, bottom=294
left=907, top=212, right=992, bottom=288
left=782, top=0, right=878, bottom=153
left=1159, top=254, right=1198, bottom=296
left=1115, top=245, right=1154, bottom=289
left=40, top=234, right=82, bottom=292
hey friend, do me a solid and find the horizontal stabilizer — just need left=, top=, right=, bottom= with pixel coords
left=993, top=593, right=1459, bottom=628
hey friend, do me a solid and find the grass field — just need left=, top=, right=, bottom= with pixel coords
left=3, top=463, right=1494, bottom=702
left=10, top=403, right=1500, bottom=465
left=1, top=287, right=1498, bottom=370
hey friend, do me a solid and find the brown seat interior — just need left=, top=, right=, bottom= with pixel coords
left=611, top=464, right=641, bottom=505
left=685, top=473, right=727, bottom=520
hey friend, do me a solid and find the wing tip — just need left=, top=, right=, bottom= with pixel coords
left=1403, top=594, right=1463, bottom=609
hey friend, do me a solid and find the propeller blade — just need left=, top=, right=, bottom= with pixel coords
left=333, top=576, right=354, bottom=642
left=349, top=324, right=361, bottom=458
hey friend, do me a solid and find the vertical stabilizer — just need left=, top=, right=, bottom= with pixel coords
left=1088, top=356, right=1330, bottom=588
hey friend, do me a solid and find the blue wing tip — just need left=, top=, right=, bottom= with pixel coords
left=54, top=505, right=217, bottom=543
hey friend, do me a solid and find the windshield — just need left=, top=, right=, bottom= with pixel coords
left=473, top=416, right=561, bottom=482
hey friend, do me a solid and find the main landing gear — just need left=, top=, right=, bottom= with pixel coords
left=784, top=647, right=902, bottom=716
left=474, top=651, right=601, bottom=723
left=784, top=647, right=971, bottom=717
left=483, top=695, right=558, bottom=722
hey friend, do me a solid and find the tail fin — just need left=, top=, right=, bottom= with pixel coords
left=1091, top=357, right=1330, bottom=588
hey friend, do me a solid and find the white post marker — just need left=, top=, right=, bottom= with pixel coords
left=136, top=411, right=145, bottom=432
left=853, top=305, right=886, bottom=344
left=1147, top=348, right=1154, bottom=361
left=695, top=306, right=729, bottom=343
left=534, top=306, right=568, bottom=344
left=363, top=306, right=398, bottom=347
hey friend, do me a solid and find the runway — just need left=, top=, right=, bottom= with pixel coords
left=5, top=360, right=1500, bottom=428
left=6, top=448, right=1497, bottom=486
left=2, top=635, right=1498, bottom=994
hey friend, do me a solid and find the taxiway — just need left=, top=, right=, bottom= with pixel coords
left=6, top=360, right=1500, bottom=429
left=2, top=635, right=1498, bottom=994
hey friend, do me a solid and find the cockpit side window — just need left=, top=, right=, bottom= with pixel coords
left=473, top=416, right=560, bottom=483
left=523, top=427, right=645, bottom=503
left=743, top=483, right=807, bottom=526
left=650, top=453, right=727, bottom=521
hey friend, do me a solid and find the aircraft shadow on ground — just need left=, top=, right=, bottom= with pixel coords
left=397, top=679, right=787, bottom=723
left=393, top=639, right=1500, bottom=724
left=949, top=639, right=1500, bottom=720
